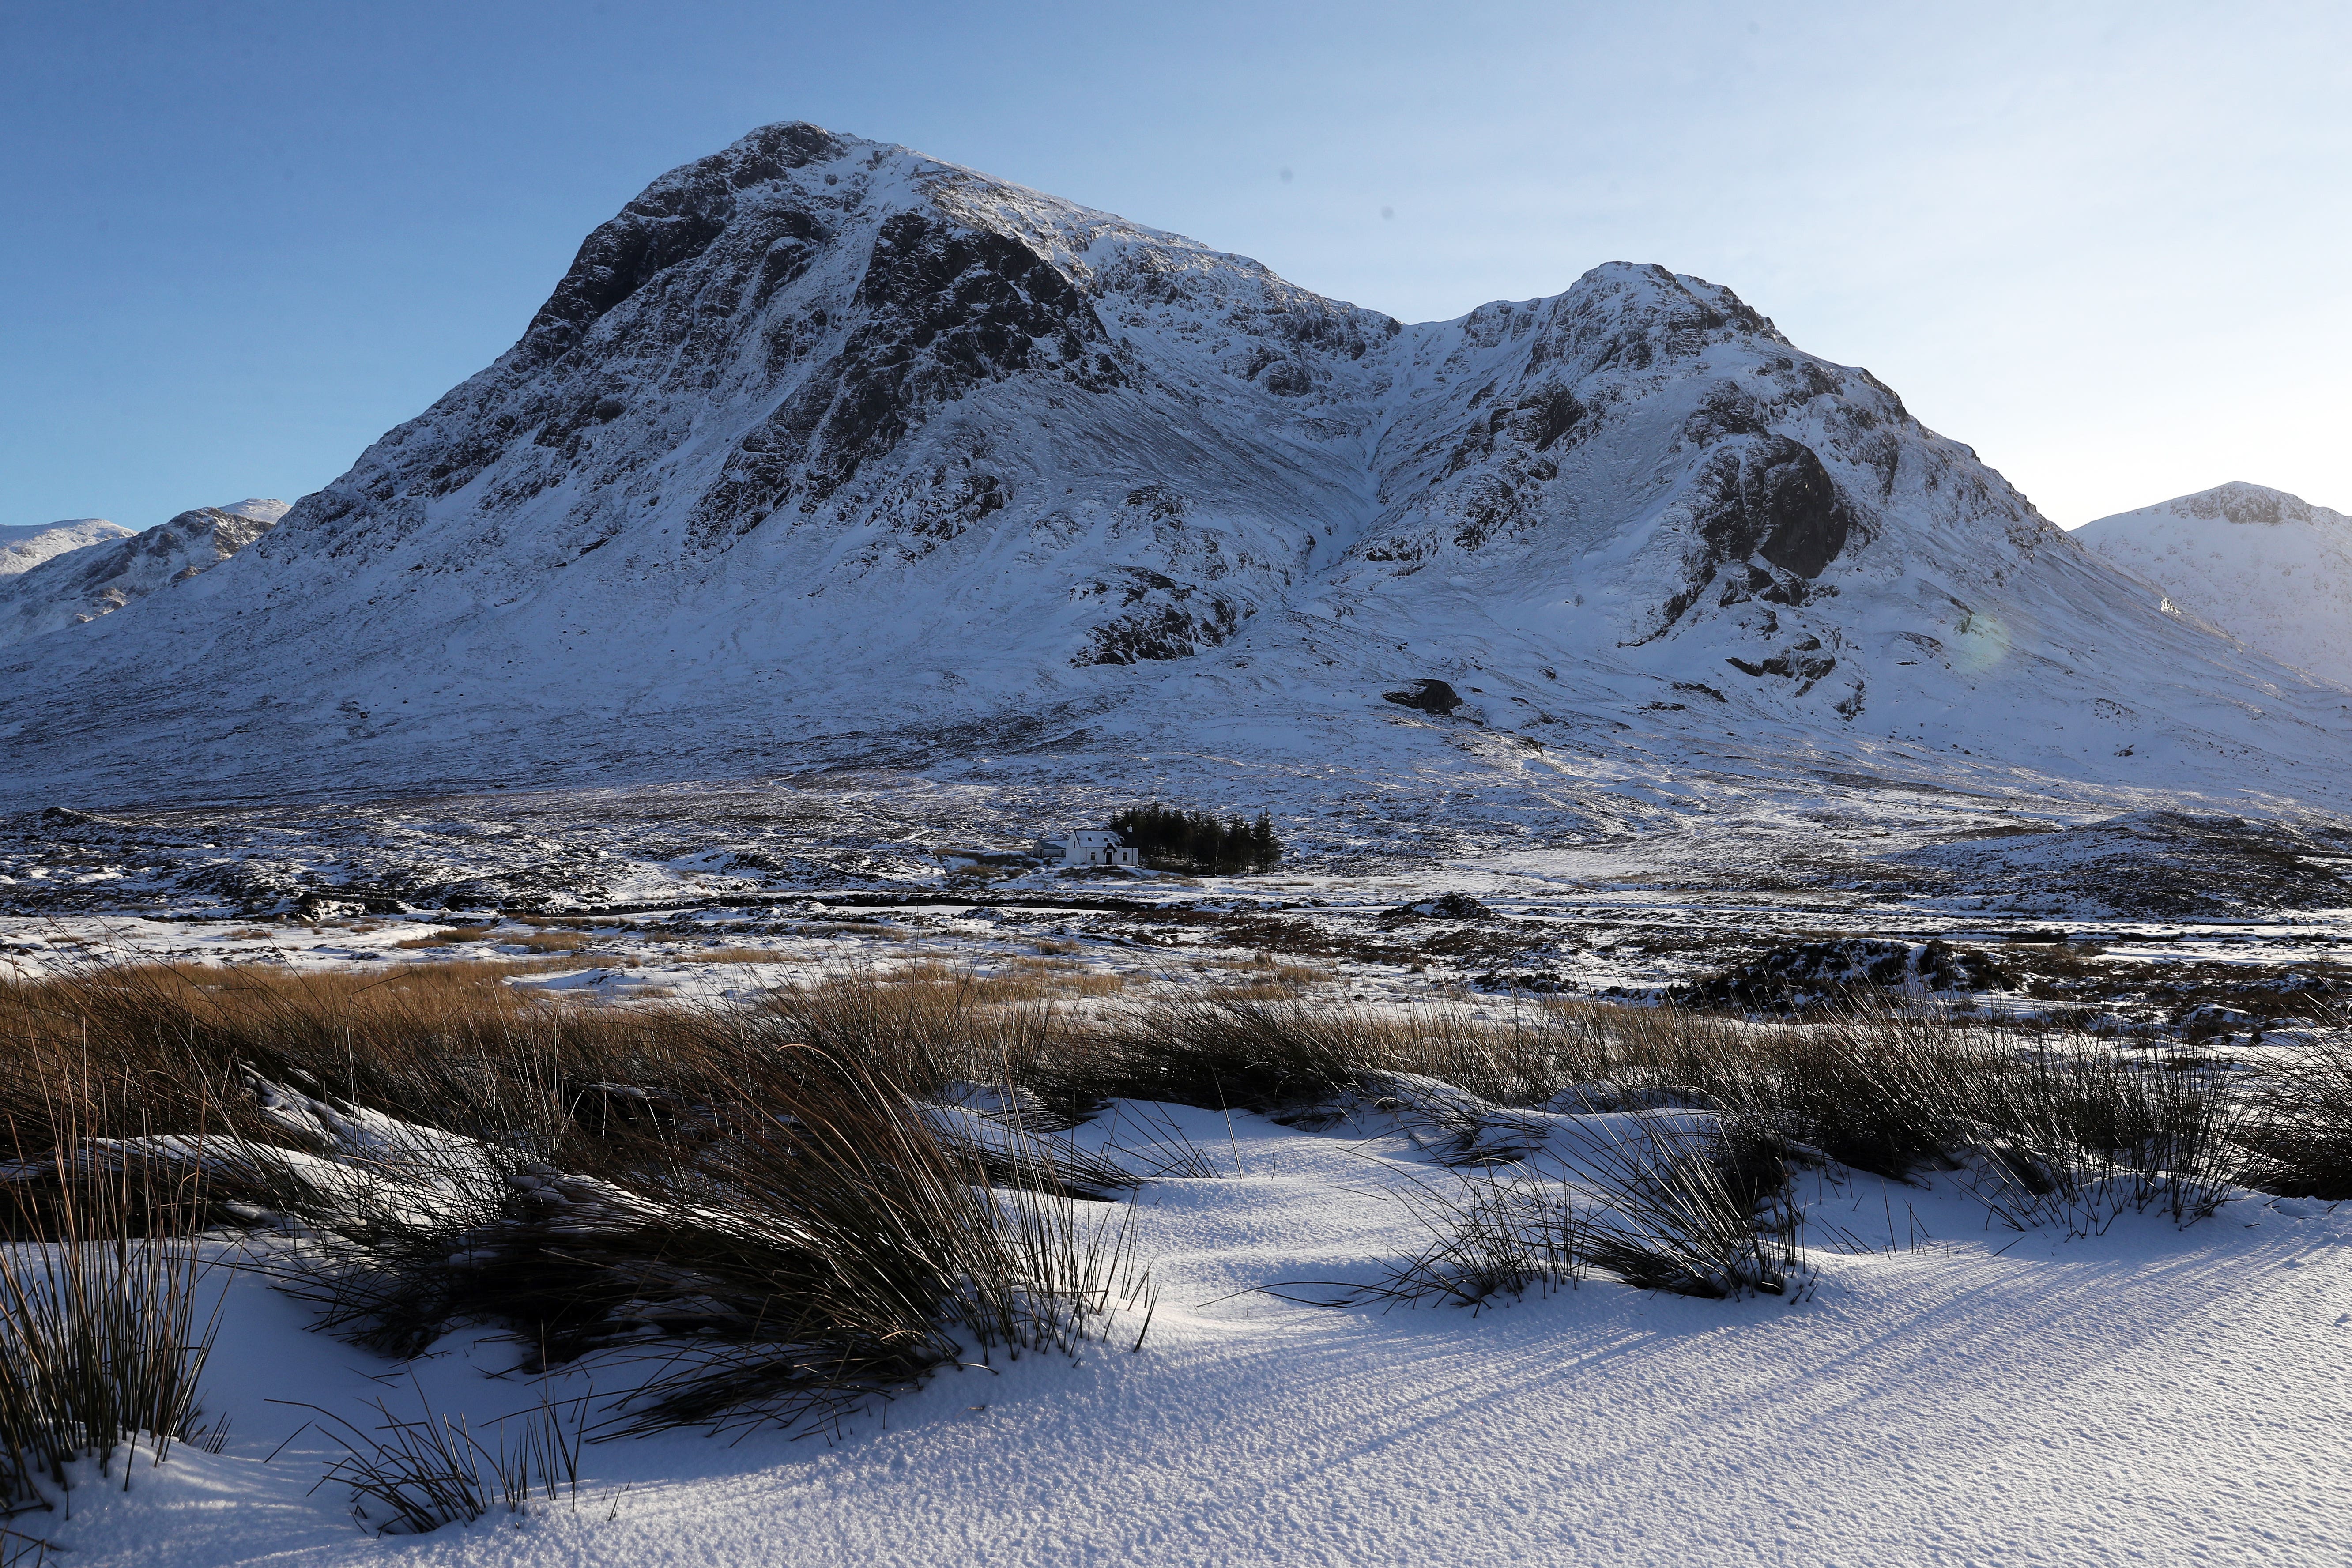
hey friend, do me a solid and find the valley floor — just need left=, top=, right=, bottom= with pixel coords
left=7, top=761, right=2350, bottom=1567
left=6, top=758, right=2351, bottom=1033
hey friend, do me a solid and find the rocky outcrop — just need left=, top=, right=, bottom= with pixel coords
left=1382, top=679, right=1464, bottom=715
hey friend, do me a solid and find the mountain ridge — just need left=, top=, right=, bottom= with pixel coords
left=2, top=123, right=2347, bottom=814
left=0, top=518, right=133, bottom=577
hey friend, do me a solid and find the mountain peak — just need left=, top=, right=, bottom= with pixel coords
left=4, top=123, right=2347, bottom=810
left=2102, top=481, right=2349, bottom=531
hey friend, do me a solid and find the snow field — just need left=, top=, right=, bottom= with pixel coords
left=24, top=1103, right=2352, bottom=1568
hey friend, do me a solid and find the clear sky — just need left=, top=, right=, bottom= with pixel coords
left=4, top=0, right=2346, bottom=533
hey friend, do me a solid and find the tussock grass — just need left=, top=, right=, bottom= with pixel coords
left=2236, top=1022, right=2352, bottom=1199
left=1054, top=994, right=1571, bottom=1114
left=283, top=1374, right=584, bottom=1534
left=756, top=965, right=1084, bottom=1095
left=671, top=948, right=808, bottom=966
left=0, top=961, right=1153, bottom=1446
left=0, top=954, right=2334, bottom=1469
left=0, top=1094, right=226, bottom=1511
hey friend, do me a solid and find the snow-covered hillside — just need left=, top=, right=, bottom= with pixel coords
left=0, top=516, right=132, bottom=576
left=2074, top=482, right=2352, bottom=689
left=1, top=122, right=2346, bottom=811
left=0, top=501, right=287, bottom=650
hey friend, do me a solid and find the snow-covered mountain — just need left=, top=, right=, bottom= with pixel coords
left=0, top=518, right=133, bottom=577
left=2073, top=482, right=2352, bottom=690
left=1, top=122, right=2347, bottom=811
left=0, top=501, right=287, bottom=650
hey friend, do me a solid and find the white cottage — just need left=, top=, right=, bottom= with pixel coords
left=1033, top=829, right=1140, bottom=867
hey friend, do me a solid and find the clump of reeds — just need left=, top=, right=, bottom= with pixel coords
left=0, top=1097, right=226, bottom=1512
left=1053, top=993, right=1584, bottom=1116
left=1568, top=1112, right=1801, bottom=1297
left=1313, top=1110, right=1800, bottom=1311
left=1330, top=1165, right=1586, bottom=1309
left=757, top=965, right=1078, bottom=1100
left=1, top=961, right=1154, bottom=1441
left=281, top=1374, right=584, bottom=1535
left=206, top=1048, right=1154, bottom=1438
left=2233, top=1024, right=2352, bottom=1199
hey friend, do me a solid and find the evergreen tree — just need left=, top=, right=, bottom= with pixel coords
left=1107, top=803, right=1282, bottom=875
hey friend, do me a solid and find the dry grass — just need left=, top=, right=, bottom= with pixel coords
left=664, top=948, right=810, bottom=966
left=1186, top=955, right=1333, bottom=1002
left=494, top=932, right=599, bottom=954
left=2236, top=1020, right=2352, bottom=1198
left=0, top=955, right=2328, bottom=1468
left=287, top=1373, right=583, bottom=1535
left=392, top=930, right=495, bottom=949
left=0, top=961, right=1154, bottom=1444
left=0, top=961, right=678, bottom=1157
left=1001, top=957, right=1127, bottom=999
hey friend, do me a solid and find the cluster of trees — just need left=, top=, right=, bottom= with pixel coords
left=1108, top=805, right=1283, bottom=875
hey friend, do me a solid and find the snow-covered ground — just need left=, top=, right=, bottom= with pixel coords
left=22, top=1101, right=2352, bottom=1568
left=7, top=745, right=2349, bottom=1030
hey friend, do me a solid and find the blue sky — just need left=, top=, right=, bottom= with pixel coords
left=4, top=0, right=2346, bottom=532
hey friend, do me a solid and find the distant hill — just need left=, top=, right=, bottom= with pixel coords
left=2075, top=482, right=2352, bottom=689
left=0, top=501, right=288, bottom=650
left=0, top=518, right=132, bottom=577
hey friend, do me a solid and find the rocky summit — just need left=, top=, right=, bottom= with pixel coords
left=3, top=122, right=2348, bottom=810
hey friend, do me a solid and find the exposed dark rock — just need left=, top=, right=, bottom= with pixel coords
left=1383, top=679, right=1463, bottom=715
left=525, top=121, right=845, bottom=349
left=1727, top=638, right=1838, bottom=687
left=1385, top=892, right=1496, bottom=921
left=1694, top=435, right=1854, bottom=580
left=1471, top=969, right=1576, bottom=993
left=1682, top=938, right=2008, bottom=1011
left=1071, top=569, right=1242, bottom=664
left=690, top=208, right=1121, bottom=541
left=1517, top=383, right=1586, bottom=450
